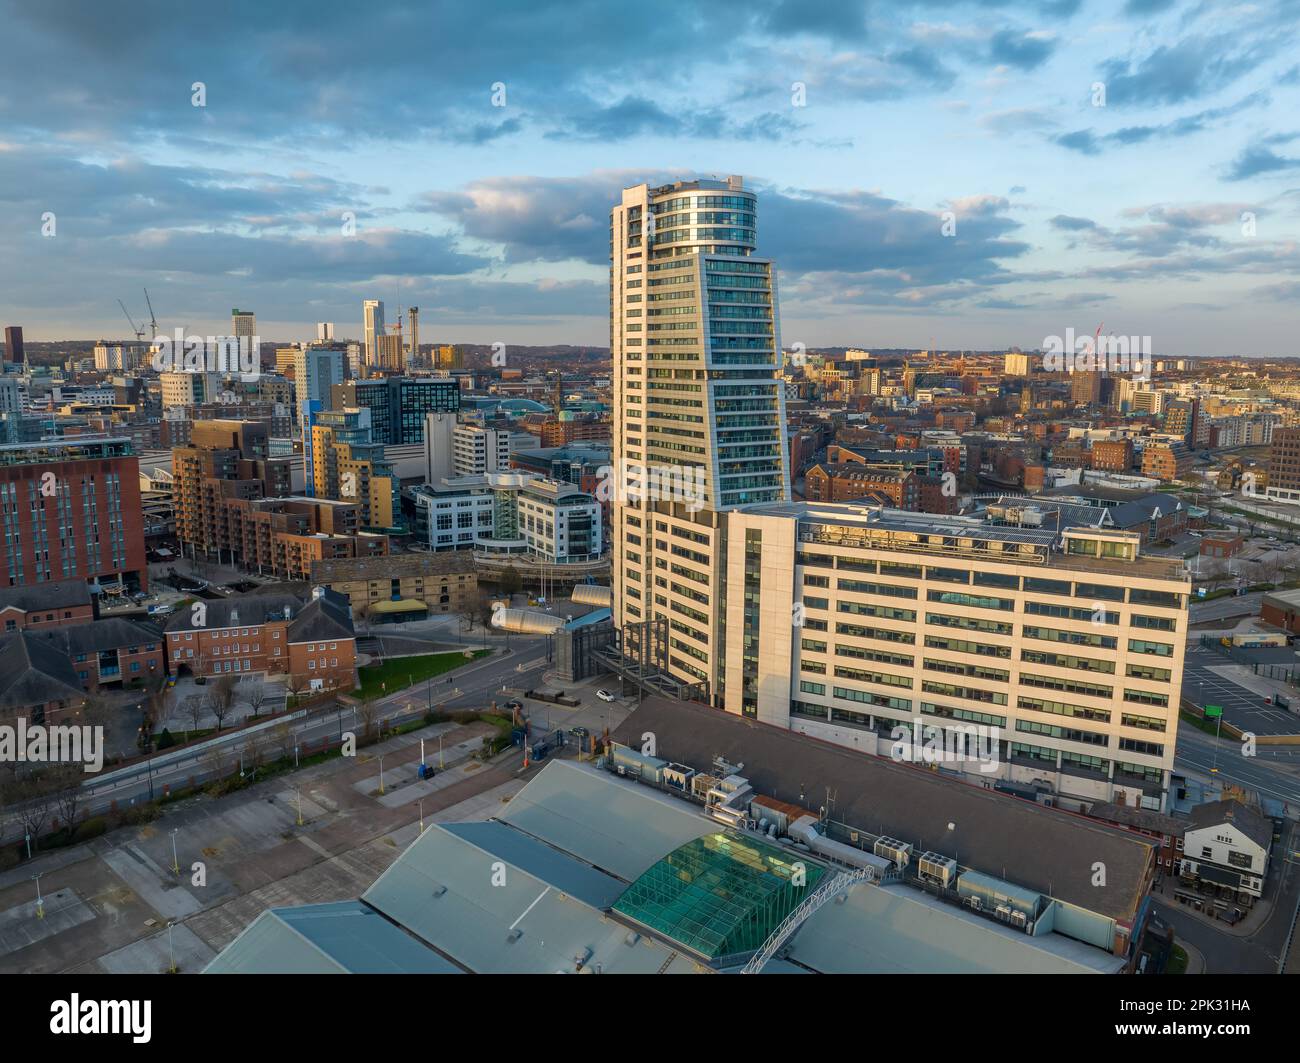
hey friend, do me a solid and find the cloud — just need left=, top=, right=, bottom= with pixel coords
left=1055, top=93, right=1267, bottom=153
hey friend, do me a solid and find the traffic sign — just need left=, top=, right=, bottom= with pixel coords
left=1204, top=704, right=1222, bottom=718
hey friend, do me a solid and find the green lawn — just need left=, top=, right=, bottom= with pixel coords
left=1166, top=944, right=1188, bottom=975
left=354, top=650, right=490, bottom=701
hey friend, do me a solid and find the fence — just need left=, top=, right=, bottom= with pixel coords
left=1199, top=633, right=1300, bottom=686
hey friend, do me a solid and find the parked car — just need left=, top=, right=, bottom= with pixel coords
left=570, top=726, right=590, bottom=738
left=596, top=689, right=616, bottom=702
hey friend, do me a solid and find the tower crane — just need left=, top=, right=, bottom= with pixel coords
left=118, top=300, right=146, bottom=342
left=143, top=287, right=159, bottom=338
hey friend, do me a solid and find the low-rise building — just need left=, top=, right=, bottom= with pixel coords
left=310, top=551, right=478, bottom=623
left=0, top=579, right=95, bottom=632
left=1179, top=799, right=1271, bottom=902
left=163, top=587, right=357, bottom=692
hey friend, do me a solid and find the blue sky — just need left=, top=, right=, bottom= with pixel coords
left=1, top=0, right=1297, bottom=356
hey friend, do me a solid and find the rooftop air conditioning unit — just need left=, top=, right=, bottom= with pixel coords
left=873, top=837, right=914, bottom=868
left=917, top=851, right=957, bottom=888
left=1010, top=910, right=1028, bottom=928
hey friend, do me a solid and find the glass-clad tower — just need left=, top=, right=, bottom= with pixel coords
left=610, top=176, right=790, bottom=704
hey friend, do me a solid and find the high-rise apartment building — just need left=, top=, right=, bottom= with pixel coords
left=4, top=326, right=24, bottom=364
left=610, top=176, right=789, bottom=698
left=173, top=420, right=292, bottom=559
left=309, top=408, right=400, bottom=530
left=0, top=437, right=147, bottom=592
left=293, top=345, right=346, bottom=494
left=363, top=300, right=385, bottom=368
left=1265, top=426, right=1300, bottom=504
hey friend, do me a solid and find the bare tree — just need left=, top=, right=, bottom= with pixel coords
left=357, top=697, right=378, bottom=741
left=5, top=768, right=58, bottom=853
left=272, top=721, right=294, bottom=763
left=208, top=675, right=236, bottom=732
left=245, top=681, right=267, bottom=719
left=285, top=674, right=307, bottom=707
left=184, top=690, right=205, bottom=738
left=50, top=763, right=86, bottom=836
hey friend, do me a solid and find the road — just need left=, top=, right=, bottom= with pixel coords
left=1174, top=725, right=1300, bottom=810
left=1189, top=590, right=1267, bottom=624
left=0, top=643, right=549, bottom=847
left=1152, top=820, right=1300, bottom=973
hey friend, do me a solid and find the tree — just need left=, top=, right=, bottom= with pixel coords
left=286, top=674, right=307, bottom=707
left=184, top=690, right=205, bottom=738
left=353, top=599, right=371, bottom=635
left=357, top=697, right=378, bottom=741
left=499, top=566, right=522, bottom=598
left=4, top=767, right=58, bottom=854
left=272, top=721, right=294, bottom=763
left=50, top=763, right=85, bottom=836
left=208, top=675, right=236, bottom=732
left=245, top=681, right=267, bottom=719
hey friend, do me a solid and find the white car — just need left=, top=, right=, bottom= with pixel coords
left=596, top=688, right=616, bottom=702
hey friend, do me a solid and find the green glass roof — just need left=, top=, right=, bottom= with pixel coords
left=612, top=832, right=825, bottom=961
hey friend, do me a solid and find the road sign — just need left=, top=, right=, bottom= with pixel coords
left=1205, top=704, right=1222, bottom=718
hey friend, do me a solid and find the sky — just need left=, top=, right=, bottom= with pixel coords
left=0, top=0, right=1297, bottom=357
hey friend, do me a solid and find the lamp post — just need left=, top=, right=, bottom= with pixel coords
left=948, top=821, right=958, bottom=866
left=296, top=786, right=304, bottom=826
left=32, top=873, right=44, bottom=920
left=166, top=920, right=177, bottom=974
left=170, top=828, right=180, bottom=875
left=377, top=754, right=385, bottom=795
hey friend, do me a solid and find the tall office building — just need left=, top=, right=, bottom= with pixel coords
left=407, top=306, right=419, bottom=367
left=610, top=176, right=789, bottom=699
left=4, top=326, right=23, bottom=364
left=331, top=377, right=459, bottom=446
left=316, top=322, right=335, bottom=342
left=232, top=309, right=257, bottom=344
left=363, top=300, right=385, bottom=369
left=293, top=345, right=346, bottom=494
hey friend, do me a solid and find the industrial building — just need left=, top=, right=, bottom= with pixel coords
left=206, top=758, right=1127, bottom=974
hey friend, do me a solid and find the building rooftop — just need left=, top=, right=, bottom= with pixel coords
left=310, top=550, right=475, bottom=584
left=613, top=698, right=1156, bottom=925
left=613, top=831, right=826, bottom=961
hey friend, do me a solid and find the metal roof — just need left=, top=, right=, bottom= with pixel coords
left=497, top=760, right=714, bottom=881
left=202, top=901, right=461, bottom=974
left=361, top=819, right=702, bottom=974
left=786, top=885, right=1123, bottom=974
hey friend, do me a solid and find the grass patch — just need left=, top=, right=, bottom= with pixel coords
left=354, top=649, right=490, bottom=701
left=1166, top=945, right=1188, bottom=975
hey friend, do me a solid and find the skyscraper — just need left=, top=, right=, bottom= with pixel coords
left=232, top=309, right=257, bottom=345
left=293, top=345, right=345, bottom=494
left=316, top=322, right=335, bottom=342
left=4, top=326, right=23, bottom=364
left=610, top=176, right=789, bottom=698
left=363, top=299, right=385, bottom=369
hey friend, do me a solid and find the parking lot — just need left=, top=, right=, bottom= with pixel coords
left=1182, top=644, right=1300, bottom=736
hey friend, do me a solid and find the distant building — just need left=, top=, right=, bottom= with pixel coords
left=311, top=551, right=478, bottom=623
left=1140, top=442, right=1191, bottom=481
left=1265, top=426, right=1300, bottom=505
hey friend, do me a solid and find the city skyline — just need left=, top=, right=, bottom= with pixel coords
left=1, top=0, right=1298, bottom=355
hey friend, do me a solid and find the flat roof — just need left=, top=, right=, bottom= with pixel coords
left=613, top=698, right=1155, bottom=924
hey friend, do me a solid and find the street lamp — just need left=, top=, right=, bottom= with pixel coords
left=377, top=754, right=385, bottom=795
left=948, top=822, right=958, bottom=866
left=169, top=828, right=180, bottom=875
left=166, top=920, right=177, bottom=974
left=32, top=873, right=44, bottom=920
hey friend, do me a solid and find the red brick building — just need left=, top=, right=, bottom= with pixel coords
left=1091, top=438, right=1133, bottom=472
left=164, top=587, right=357, bottom=691
left=0, top=437, right=147, bottom=593
left=0, top=579, right=95, bottom=632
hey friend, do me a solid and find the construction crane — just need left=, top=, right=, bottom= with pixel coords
left=1091, top=322, right=1104, bottom=363
left=117, top=300, right=146, bottom=342
left=143, top=287, right=159, bottom=338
